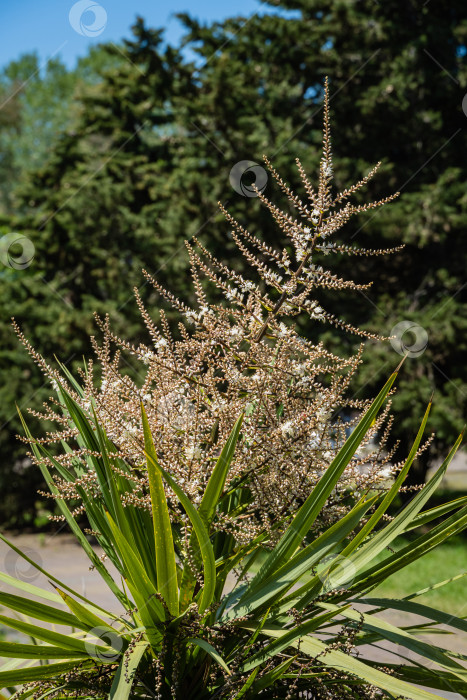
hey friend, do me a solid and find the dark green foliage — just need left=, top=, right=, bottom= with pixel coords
left=0, top=2, right=466, bottom=525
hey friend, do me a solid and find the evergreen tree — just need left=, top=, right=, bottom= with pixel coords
left=172, top=0, right=467, bottom=485
left=0, top=2, right=466, bottom=524
left=0, top=48, right=121, bottom=216
left=0, top=24, right=179, bottom=524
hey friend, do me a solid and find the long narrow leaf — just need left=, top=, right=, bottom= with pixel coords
left=222, top=494, right=378, bottom=621
left=140, top=446, right=216, bottom=613
left=319, top=603, right=467, bottom=683
left=110, top=641, right=149, bottom=700
left=18, top=410, right=126, bottom=607
left=249, top=656, right=296, bottom=693
left=55, top=587, right=119, bottom=634
left=0, top=642, right=88, bottom=659
left=180, top=414, right=243, bottom=610
left=342, top=399, right=432, bottom=554
left=241, top=608, right=343, bottom=672
left=0, top=531, right=119, bottom=618
left=141, top=403, right=179, bottom=617
left=105, top=513, right=166, bottom=625
left=186, top=638, right=231, bottom=675
left=361, top=598, right=467, bottom=635
left=199, top=414, right=244, bottom=527
left=247, top=371, right=398, bottom=592
left=349, top=502, right=467, bottom=595
left=240, top=623, right=444, bottom=700
left=288, top=432, right=464, bottom=612
left=0, top=591, right=80, bottom=629
left=0, top=615, right=114, bottom=657
left=0, top=660, right=93, bottom=687
left=342, top=431, right=463, bottom=576
left=403, top=496, right=467, bottom=532
left=92, top=408, right=159, bottom=585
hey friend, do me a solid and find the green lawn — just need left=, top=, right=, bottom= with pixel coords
left=244, top=534, right=467, bottom=615
left=373, top=536, right=467, bottom=614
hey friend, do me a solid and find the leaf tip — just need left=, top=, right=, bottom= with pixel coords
left=394, top=354, right=408, bottom=373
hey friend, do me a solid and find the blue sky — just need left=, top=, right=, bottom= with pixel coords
left=0, top=0, right=266, bottom=70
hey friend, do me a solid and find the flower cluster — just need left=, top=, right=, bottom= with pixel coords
left=19, top=80, right=407, bottom=546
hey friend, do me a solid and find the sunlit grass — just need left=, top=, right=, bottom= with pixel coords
left=374, top=536, right=467, bottom=614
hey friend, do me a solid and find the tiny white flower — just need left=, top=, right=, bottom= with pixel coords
left=185, top=311, right=197, bottom=324
left=281, top=421, right=294, bottom=438
left=226, top=287, right=242, bottom=302
left=267, top=272, right=283, bottom=285
left=297, top=376, right=311, bottom=387
left=242, top=280, right=256, bottom=292
left=185, top=444, right=202, bottom=461
left=211, top=399, right=226, bottom=413
left=310, top=305, right=325, bottom=320
left=316, top=407, right=330, bottom=421
left=310, top=208, right=320, bottom=225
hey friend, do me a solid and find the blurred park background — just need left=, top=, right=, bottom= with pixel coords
left=0, top=0, right=466, bottom=576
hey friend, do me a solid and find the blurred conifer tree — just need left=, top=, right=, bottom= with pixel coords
left=0, top=2, right=466, bottom=524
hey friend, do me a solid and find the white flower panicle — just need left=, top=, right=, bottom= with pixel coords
left=18, top=79, right=412, bottom=546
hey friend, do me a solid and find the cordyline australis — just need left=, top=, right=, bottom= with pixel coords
left=5, top=79, right=467, bottom=700
left=15, top=79, right=414, bottom=547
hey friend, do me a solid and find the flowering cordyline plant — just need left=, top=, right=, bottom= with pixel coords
left=17, top=81, right=406, bottom=546
left=2, top=82, right=467, bottom=699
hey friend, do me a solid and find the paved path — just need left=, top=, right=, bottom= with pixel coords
left=0, top=533, right=465, bottom=699
left=0, top=532, right=124, bottom=615
left=427, top=450, right=467, bottom=491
